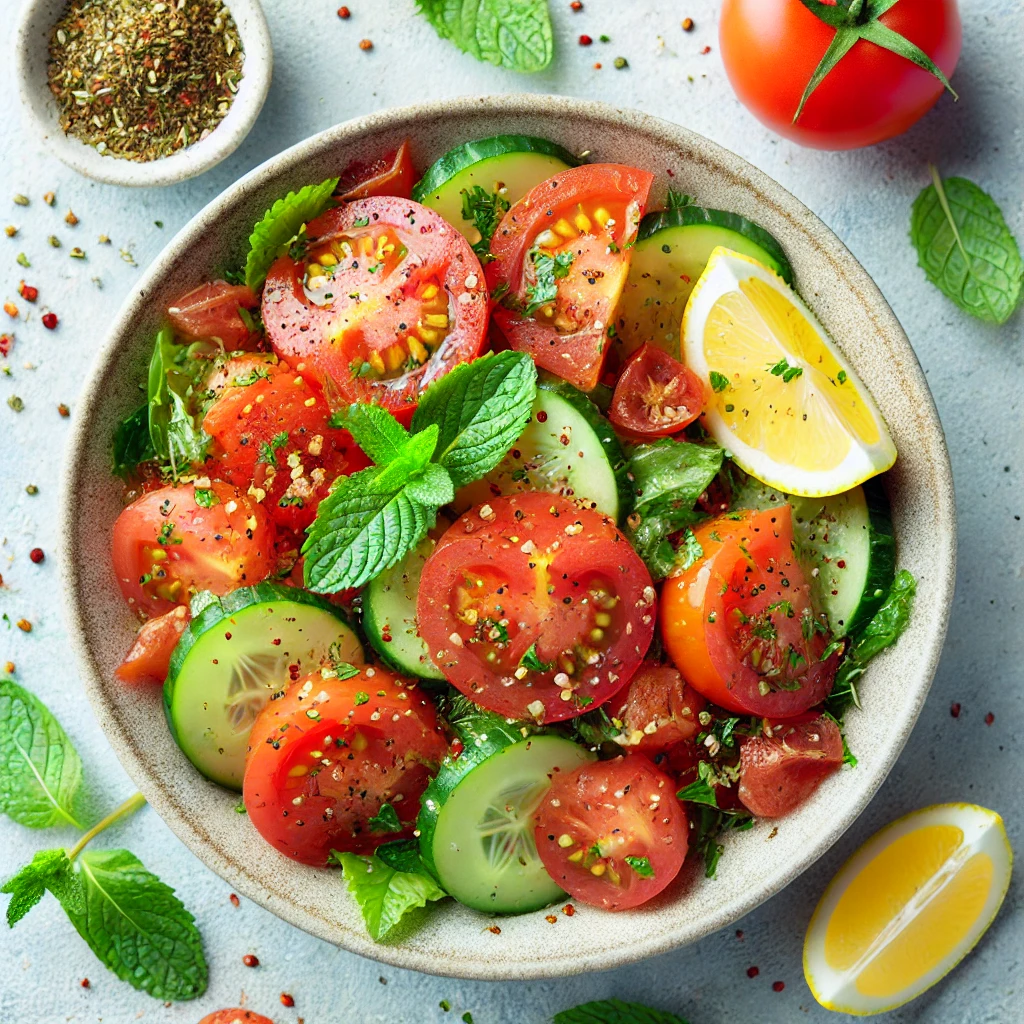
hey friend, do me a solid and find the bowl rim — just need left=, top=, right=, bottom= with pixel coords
left=59, top=93, right=957, bottom=979
left=14, top=0, right=274, bottom=187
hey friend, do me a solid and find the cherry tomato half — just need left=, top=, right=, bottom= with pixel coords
left=114, top=605, right=189, bottom=684
left=534, top=755, right=688, bottom=910
left=417, top=493, right=656, bottom=723
left=487, top=164, right=654, bottom=392
left=243, top=666, right=447, bottom=865
left=112, top=481, right=276, bottom=619
left=166, top=280, right=259, bottom=350
left=608, top=343, right=705, bottom=438
left=661, top=506, right=838, bottom=718
left=738, top=713, right=843, bottom=817
left=610, top=662, right=706, bottom=755
left=263, top=196, right=488, bottom=416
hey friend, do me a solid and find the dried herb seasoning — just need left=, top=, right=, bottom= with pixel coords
left=47, top=0, right=245, bottom=163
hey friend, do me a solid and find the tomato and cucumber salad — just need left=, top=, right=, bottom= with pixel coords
left=106, top=133, right=914, bottom=933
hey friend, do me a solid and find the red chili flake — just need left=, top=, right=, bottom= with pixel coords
left=242, top=954, right=259, bottom=967
left=16, top=619, right=32, bottom=633
left=487, top=924, right=501, bottom=934
left=747, top=966, right=759, bottom=978
left=736, top=929, right=744, bottom=939
left=682, top=17, right=695, bottom=31
left=380, top=623, right=393, bottom=643
left=29, top=548, right=44, bottom=564
left=337, top=5, right=351, bottom=16
left=562, top=903, right=575, bottom=916
left=545, top=914, right=557, bottom=923
left=280, top=993, right=295, bottom=1008
left=229, top=893, right=240, bottom=907
left=579, top=34, right=593, bottom=45
left=701, top=45, right=712, bottom=54
left=58, top=403, right=70, bottom=417
left=593, top=62, right=602, bottom=69
left=4, top=302, right=18, bottom=318
left=451, top=737, right=464, bottom=759
left=772, top=981, right=785, bottom=992
left=42, top=312, right=59, bottom=329
left=18, top=282, right=38, bottom=303
left=985, top=712, right=995, bottom=725
left=950, top=702, right=961, bottom=718
left=3, top=662, right=14, bottom=674
left=0, top=334, right=12, bottom=356
left=570, top=0, right=583, bottom=9
left=80, top=978, right=90, bottom=988
left=359, top=38, right=373, bottom=50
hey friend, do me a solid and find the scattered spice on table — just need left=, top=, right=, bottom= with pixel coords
left=47, top=0, right=245, bottom=162
left=337, top=5, right=351, bottom=17
left=70, top=247, right=86, bottom=259
left=772, top=981, right=785, bottom=992
left=16, top=253, right=30, bottom=268
left=359, top=38, right=373, bottom=51
left=562, top=903, right=575, bottom=916
left=280, top=992, right=295, bottom=1008
left=65, top=209, right=79, bottom=226
left=701, top=45, right=712, bottom=54
left=545, top=913, right=557, bottom=923
left=747, top=965, right=759, bottom=977
left=593, top=62, right=602, bottom=69
left=48, top=236, right=61, bottom=248
left=614, top=56, right=628, bottom=69
left=25, top=484, right=38, bottom=495
left=682, top=17, right=695, bottom=31
left=80, top=978, right=90, bottom=988
left=58, top=402, right=70, bottom=417
left=570, top=1, right=583, bottom=10
left=3, top=662, right=13, bottom=674
left=4, top=226, right=17, bottom=237
left=599, top=33, right=610, bottom=42
left=985, top=712, right=995, bottom=725
left=439, top=1001, right=451, bottom=1012
left=7, top=395, right=24, bottom=413
left=950, top=702, right=961, bottom=718
left=18, top=282, right=38, bottom=302
left=579, top=34, right=593, bottom=46
left=0, top=335, right=12, bottom=357
left=98, top=234, right=111, bottom=244
left=228, top=892, right=240, bottom=906
left=43, top=192, right=56, bottom=206
left=462, top=1013, right=474, bottom=1024
left=16, top=619, right=32, bottom=633
left=42, top=312, right=59, bottom=329
left=29, top=548, right=45, bottom=564
left=13, top=195, right=29, bottom=207
left=4, top=302, right=19, bottom=318
left=242, top=953, right=259, bottom=967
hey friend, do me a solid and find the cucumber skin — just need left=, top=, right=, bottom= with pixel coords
left=845, top=481, right=896, bottom=638
left=163, top=582, right=357, bottom=746
left=411, top=135, right=580, bottom=203
left=536, top=374, right=634, bottom=523
left=637, top=206, right=794, bottom=285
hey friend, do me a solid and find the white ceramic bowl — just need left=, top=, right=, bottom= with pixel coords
left=60, top=95, right=956, bottom=980
left=15, top=0, right=273, bottom=187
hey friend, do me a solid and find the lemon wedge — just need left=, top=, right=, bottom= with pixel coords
left=804, top=803, right=1012, bottom=1016
left=682, top=248, right=896, bottom=497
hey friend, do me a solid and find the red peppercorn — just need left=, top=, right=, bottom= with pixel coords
left=985, top=712, right=995, bottom=725
left=29, top=548, right=44, bottom=564
left=700, top=45, right=712, bottom=54
left=682, top=17, right=695, bottom=31
left=0, top=334, right=12, bottom=357
left=42, top=312, right=58, bottom=329
left=570, top=0, right=583, bottom=9
left=747, top=966, right=759, bottom=978
left=773, top=981, right=785, bottom=992
left=735, top=929, right=744, bottom=939
left=359, top=38, right=373, bottom=50
left=579, top=34, right=593, bottom=45
left=18, top=282, right=38, bottom=303
left=80, top=978, right=90, bottom=989
left=337, top=5, right=350, bottom=16
left=950, top=702, right=961, bottom=718
left=229, top=893, right=240, bottom=906
left=280, top=993, right=295, bottom=1008
left=242, top=954, right=259, bottom=967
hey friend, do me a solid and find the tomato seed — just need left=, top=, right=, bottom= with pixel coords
left=773, top=981, right=785, bottom=992
left=29, top=548, right=44, bottom=564
left=42, top=312, right=59, bottom=329
left=747, top=966, right=759, bottom=978
left=242, top=954, right=259, bottom=967
left=579, top=34, right=593, bottom=45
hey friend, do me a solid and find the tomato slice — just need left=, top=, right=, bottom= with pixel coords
left=202, top=358, right=371, bottom=532
left=112, top=481, right=276, bottom=619
left=199, top=1010, right=274, bottom=1024
left=738, top=713, right=843, bottom=817
left=243, top=666, right=447, bottom=865
left=166, top=281, right=259, bottom=350
left=608, top=343, right=705, bottom=438
left=336, top=140, right=415, bottom=200
left=486, top=164, right=654, bottom=392
left=661, top=506, right=839, bottom=718
left=262, top=196, right=488, bottom=416
left=534, top=755, right=688, bottom=910
left=114, top=605, right=189, bottom=684
left=610, top=662, right=707, bottom=754
left=417, top=493, right=656, bottom=723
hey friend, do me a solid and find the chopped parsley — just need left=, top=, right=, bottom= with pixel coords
left=460, top=185, right=510, bottom=261
left=624, top=855, right=655, bottom=878
left=837, top=369, right=848, bottom=384
left=678, top=528, right=704, bottom=571
left=666, top=188, right=694, bottom=210
left=519, top=642, right=554, bottom=673
left=353, top=691, right=370, bottom=706
left=768, top=357, right=804, bottom=383
left=231, top=366, right=272, bottom=387
left=193, top=487, right=219, bottom=508
left=525, top=249, right=574, bottom=315
left=257, top=430, right=290, bottom=466
left=709, top=370, right=730, bottom=393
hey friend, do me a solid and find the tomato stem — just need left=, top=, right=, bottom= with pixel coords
left=67, top=791, right=147, bottom=862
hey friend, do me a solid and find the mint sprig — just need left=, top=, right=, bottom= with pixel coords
left=554, top=999, right=690, bottom=1024
left=305, top=352, right=537, bottom=593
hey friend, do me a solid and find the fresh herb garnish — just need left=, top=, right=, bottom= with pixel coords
left=519, top=643, right=554, bottom=673
left=257, top=430, right=290, bottom=467
left=554, top=998, right=690, bottom=1024
left=678, top=528, right=703, bottom=571
left=691, top=804, right=754, bottom=879
left=624, top=855, right=655, bottom=878
left=676, top=761, right=720, bottom=807
left=460, top=185, right=510, bottom=261
left=525, top=249, right=574, bottom=315
left=768, top=357, right=803, bottom=383
left=665, top=189, right=694, bottom=211
left=708, top=370, right=730, bottom=393
left=193, top=487, right=219, bottom=508
left=111, top=404, right=156, bottom=481
left=368, top=802, right=402, bottom=833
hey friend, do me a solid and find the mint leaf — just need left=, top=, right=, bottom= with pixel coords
left=111, top=404, right=155, bottom=480
left=416, top=0, right=553, bottom=73
left=332, top=850, right=446, bottom=941
left=368, top=802, right=402, bottom=833
left=374, top=839, right=425, bottom=874
left=146, top=328, right=209, bottom=479
left=676, top=761, right=719, bottom=808
left=1, top=848, right=82, bottom=927
left=68, top=849, right=207, bottom=1001
left=554, top=999, right=689, bottom=1024
left=411, top=351, right=537, bottom=488
left=338, top=403, right=413, bottom=466
left=826, top=569, right=916, bottom=719
left=525, top=249, right=574, bottom=315
left=691, top=804, right=753, bottom=879
left=404, top=463, right=455, bottom=507
left=244, top=177, right=339, bottom=291
left=911, top=168, right=1023, bottom=324
left=0, top=679, right=84, bottom=829
left=461, top=185, right=510, bottom=260
left=302, top=464, right=436, bottom=593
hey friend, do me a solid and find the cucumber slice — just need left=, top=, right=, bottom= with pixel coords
left=411, top=136, right=578, bottom=247
left=455, top=375, right=631, bottom=521
left=617, top=206, right=794, bottom=359
left=363, top=535, right=446, bottom=682
left=732, top=477, right=896, bottom=637
left=418, top=720, right=594, bottom=914
left=164, top=583, right=364, bottom=789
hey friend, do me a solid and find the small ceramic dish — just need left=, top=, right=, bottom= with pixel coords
left=14, top=0, right=273, bottom=187
left=60, top=95, right=956, bottom=980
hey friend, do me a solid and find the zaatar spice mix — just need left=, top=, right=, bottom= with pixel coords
left=47, top=0, right=244, bottom=162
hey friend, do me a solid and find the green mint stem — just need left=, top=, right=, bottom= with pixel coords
left=67, top=792, right=147, bottom=863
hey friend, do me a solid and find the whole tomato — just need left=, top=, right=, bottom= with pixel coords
left=719, top=0, right=961, bottom=150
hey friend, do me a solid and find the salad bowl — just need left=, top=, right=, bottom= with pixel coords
left=60, top=94, right=956, bottom=980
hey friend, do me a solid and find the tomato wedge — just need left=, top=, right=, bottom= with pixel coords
left=534, top=755, right=689, bottom=910
left=336, top=140, right=415, bottom=200
left=486, top=164, right=654, bottom=392
left=262, top=196, right=488, bottom=416
left=243, top=666, right=447, bottom=865
left=202, top=358, right=371, bottom=533
left=166, top=281, right=259, bottom=350
left=661, top=506, right=839, bottom=718
left=608, top=343, right=705, bottom=437
left=417, top=493, right=656, bottom=723
left=114, top=605, right=189, bottom=684
left=610, top=662, right=706, bottom=754
left=738, top=713, right=843, bottom=817
left=111, top=481, right=276, bottom=619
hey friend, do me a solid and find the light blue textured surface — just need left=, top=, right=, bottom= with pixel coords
left=1, top=2, right=1021, bottom=1022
